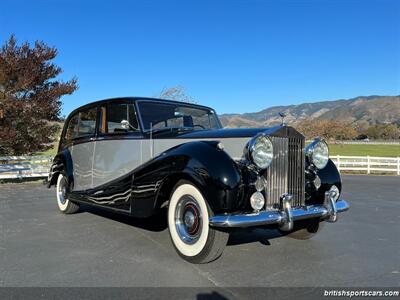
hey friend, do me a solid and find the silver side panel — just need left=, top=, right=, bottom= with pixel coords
left=92, top=139, right=144, bottom=188
left=70, top=142, right=95, bottom=191
left=153, top=138, right=249, bottom=160
left=89, top=137, right=249, bottom=189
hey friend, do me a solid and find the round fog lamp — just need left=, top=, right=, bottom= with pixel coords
left=255, top=176, right=267, bottom=192
left=250, top=192, right=265, bottom=211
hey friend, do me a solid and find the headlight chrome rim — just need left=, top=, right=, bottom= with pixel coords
left=250, top=191, right=265, bottom=211
left=305, top=138, right=329, bottom=169
left=248, top=134, right=274, bottom=170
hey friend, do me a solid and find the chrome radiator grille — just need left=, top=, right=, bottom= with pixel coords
left=265, top=136, right=305, bottom=209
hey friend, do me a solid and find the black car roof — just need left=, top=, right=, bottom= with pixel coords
left=67, top=97, right=215, bottom=117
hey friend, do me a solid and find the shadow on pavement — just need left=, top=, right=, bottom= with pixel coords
left=80, top=203, right=283, bottom=247
left=227, top=228, right=282, bottom=247
left=80, top=204, right=169, bottom=232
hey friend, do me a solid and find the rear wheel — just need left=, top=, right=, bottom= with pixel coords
left=56, top=173, right=79, bottom=214
left=281, top=218, right=324, bottom=240
left=168, top=180, right=229, bottom=264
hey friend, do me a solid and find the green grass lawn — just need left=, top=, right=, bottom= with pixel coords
left=329, top=143, right=400, bottom=157
left=33, top=146, right=58, bottom=157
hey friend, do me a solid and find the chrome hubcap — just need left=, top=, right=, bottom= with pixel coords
left=175, top=195, right=202, bottom=244
left=57, top=177, right=68, bottom=205
left=184, top=211, right=195, bottom=228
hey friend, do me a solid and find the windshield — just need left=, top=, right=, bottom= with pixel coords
left=137, top=101, right=221, bottom=131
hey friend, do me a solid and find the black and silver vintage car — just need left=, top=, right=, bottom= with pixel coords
left=48, top=97, right=349, bottom=263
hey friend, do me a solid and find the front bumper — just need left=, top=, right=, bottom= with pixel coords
left=209, top=199, right=349, bottom=228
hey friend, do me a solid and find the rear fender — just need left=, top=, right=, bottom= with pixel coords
left=47, top=150, right=73, bottom=187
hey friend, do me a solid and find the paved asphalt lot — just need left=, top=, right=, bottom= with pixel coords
left=0, top=175, right=399, bottom=288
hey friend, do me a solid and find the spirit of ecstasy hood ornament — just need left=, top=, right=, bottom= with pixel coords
left=279, top=112, right=287, bottom=126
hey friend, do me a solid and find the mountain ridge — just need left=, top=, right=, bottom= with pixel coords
left=219, top=95, right=400, bottom=128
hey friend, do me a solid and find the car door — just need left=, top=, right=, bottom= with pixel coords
left=63, top=106, right=97, bottom=191
left=91, top=100, right=142, bottom=211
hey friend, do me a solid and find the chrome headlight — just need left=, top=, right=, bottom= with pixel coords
left=248, top=134, right=274, bottom=170
left=305, top=138, right=329, bottom=169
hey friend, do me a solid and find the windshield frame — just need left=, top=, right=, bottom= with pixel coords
left=135, top=99, right=223, bottom=133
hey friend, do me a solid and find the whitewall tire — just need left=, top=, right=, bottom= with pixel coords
left=56, top=173, right=79, bottom=214
left=168, top=180, right=229, bottom=263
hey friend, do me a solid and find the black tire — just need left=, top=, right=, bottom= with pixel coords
left=167, top=180, right=229, bottom=264
left=56, top=172, right=79, bottom=214
left=281, top=218, right=324, bottom=240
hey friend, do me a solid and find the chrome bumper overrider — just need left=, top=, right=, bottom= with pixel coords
left=209, top=199, right=350, bottom=229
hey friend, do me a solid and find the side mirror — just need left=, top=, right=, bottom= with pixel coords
left=120, top=120, right=137, bottom=131
left=121, top=120, right=130, bottom=129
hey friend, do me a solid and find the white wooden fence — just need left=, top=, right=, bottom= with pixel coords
left=331, top=155, right=400, bottom=175
left=0, top=155, right=399, bottom=180
left=0, top=156, right=52, bottom=180
left=333, top=140, right=399, bottom=145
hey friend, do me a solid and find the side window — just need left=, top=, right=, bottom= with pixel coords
left=63, top=107, right=97, bottom=146
left=100, top=103, right=139, bottom=134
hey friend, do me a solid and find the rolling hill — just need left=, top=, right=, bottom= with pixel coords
left=219, top=95, right=400, bottom=128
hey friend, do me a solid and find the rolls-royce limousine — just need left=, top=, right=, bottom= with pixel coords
left=48, top=97, right=349, bottom=263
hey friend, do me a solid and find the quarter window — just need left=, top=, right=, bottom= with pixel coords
left=63, top=107, right=97, bottom=145
left=64, top=114, right=79, bottom=144
left=77, top=108, right=97, bottom=136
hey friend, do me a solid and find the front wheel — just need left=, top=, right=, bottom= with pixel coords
left=168, top=180, right=229, bottom=264
left=56, top=173, right=79, bottom=214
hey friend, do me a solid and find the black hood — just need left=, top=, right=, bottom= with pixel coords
left=177, top=126, right=304, bottom=139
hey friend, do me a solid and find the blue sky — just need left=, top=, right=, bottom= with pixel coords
left=1, top=0, right=399, bottom=116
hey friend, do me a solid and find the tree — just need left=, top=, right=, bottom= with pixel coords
left=296, top=119, right=358, bottom=140
left=366, top=124, right=399, bottom=140
left=0, top=35, right=77, bottom=155
left=158, top=85, right=196, bottom=103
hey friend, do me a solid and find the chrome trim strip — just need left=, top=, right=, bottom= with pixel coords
left=209, top=199, right=350, bottom=228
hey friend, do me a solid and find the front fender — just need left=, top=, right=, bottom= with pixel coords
left=306, top=159, right=342, bottom=205
left=317, top=158, right=342, bottom=193
left=131, top=141, right=243, bottom=217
